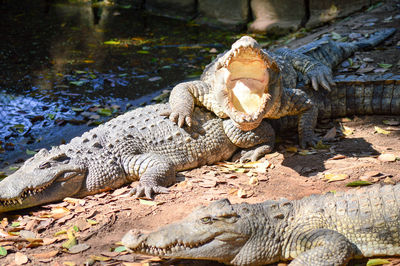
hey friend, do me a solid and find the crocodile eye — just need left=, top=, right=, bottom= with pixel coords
left=200, top=217, right=212, bottom=224
left=39, top=162, right=51, bottom=169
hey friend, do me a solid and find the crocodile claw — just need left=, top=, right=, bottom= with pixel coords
left=170, top=112, right=192, bottom=128
left=130, top=183, right=169, bottom=199
left=299, top=134, right=320, bottom=149
left=305, top=65, right=335, bottom=92
left=232, top=145, right=274, bottom=163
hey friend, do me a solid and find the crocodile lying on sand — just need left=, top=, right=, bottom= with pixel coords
left=123, top=183, right=400, bottom=266
left=0, top=104, right=274, bottom=212
left=166, top=28, right=397, bottom=147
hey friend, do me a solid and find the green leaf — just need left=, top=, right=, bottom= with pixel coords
left=86, top=219, right=98, bottom=225
left=8, top=166, right=19, bottom=172
left=74, top=70, right=87, bottom=74
left=97, top=108, right=112, bottom=116
left=47, top=113, right=55, bottom=120
left=0, top=246, right=7, bottom=256
left=11, top=222, right=21, bottom=227
left=346, top=180, right=372, bottom=187
left=331, top=32, right=342, bottom=40
left=114, top=246, right=127, bottom=252
left=104, top=40, right=120, bottom=45
left=137, top=50, right=150, bottom=54
left=70, top=80, right=87, bottom=86
left=377, top=63, right=392, bottom=69
left=26, top=149, right=37, bottom=155
left=71, top=107, right=84, bottom=112
left=73, top=225, right=79, bottom=232
left=54, top=230, right=67, bottom=236
left=366, top=258, right=391, bottom=266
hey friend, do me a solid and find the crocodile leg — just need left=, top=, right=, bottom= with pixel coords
left=168, top=80, right=224, bottom=127
left=127, top=154, right=176, bottom=199
left=224, top=118, right=276, bottom=162
left=275, top=48, right=335, bottom=91
left=288, top=229, right=355, bottom=266
left=298, top=105, right=319, bottom=148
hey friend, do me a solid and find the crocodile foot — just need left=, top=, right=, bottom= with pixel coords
left=299, top=133, right=320, bottom=149
left=160, top=108, right=192, bottom=128
left=304, top=65, right=335, bottom=91
left=233, top=144, right=274, bottom=163
left=130, top=183, right=169, bottom=199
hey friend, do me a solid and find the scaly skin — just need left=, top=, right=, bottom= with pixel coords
left=0, top=104, right=274, bottom=212
left=167, top=28, right=396, bottom=147
left=269, top=74, right=400, bottom=145
left=123, top=183, right=400, bottom=266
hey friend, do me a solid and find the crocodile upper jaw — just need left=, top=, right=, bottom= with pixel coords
left=214, top=37, right=278, bottom=131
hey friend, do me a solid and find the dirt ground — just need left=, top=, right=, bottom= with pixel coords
left=0, top=1, right=400, bottom=265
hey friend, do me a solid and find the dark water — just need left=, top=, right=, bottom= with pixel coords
left=0, top=0, right=240, bottom=165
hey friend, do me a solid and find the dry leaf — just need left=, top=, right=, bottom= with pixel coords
left=249, top=176, right=259, bottom=185
left=374, top=126, right=390, bottom=135
left=139, top=199, right=165, bottom=206
left=18, top=230, right=36, bottom=239
left=64, top=198, right=86, bottom=206
left=341, top=126, right=353, bottom=136
left=15, top=252, right=29, bottom=265
left=50, top=207, right=71, bottom=220
left=42, top=238, right=58, bottom=245
left=237, top=189, right=247, bottom=198
left=330, top=154, right=346, bottom=160
left=32, top=250, right=59, bottom=259
left=90, top=255, right=112, bottom=261
left=322, top=127, right=336, bottom=140
left=68, top=243, right=90, bottom=254
left=324, top=173, right=349, bottom=183
left=383, top=177, right=396, bottom=185
left=378, top=154, right=397, bottom=162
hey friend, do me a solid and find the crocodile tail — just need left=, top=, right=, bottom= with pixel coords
left=295, top=28, right=396, bottom=69
left=354, top=28, right=396, bottom=49
left=319, top=74, right=400, bottom=118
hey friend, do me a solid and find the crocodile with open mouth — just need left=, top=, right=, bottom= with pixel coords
left=166, top=28, right=397, bottom=147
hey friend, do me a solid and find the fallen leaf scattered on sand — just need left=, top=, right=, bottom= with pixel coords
left=341, top=125, right=354, bottom=136
left=366, top=258, right=391, bottom=266
left=138, top=199, right=165, bottom=206
left=324, top=173, right=349, bottom=183
left=346, top=180, right=372, bottom=187
left=32, top=250, right=59, bottom=259
left=322, top=127, right=336, bottom=140
left=14, top=252, right=29, bottom=265
left=374, top=126, right=390, bottom=135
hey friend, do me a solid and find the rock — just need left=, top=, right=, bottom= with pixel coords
left=248, top=0, right=304, bottom=34
left=197, top=0, right=249, bottom=28
left=378, top=153, right=397, bottom=162
left=306, top=0, right=370, bottom=28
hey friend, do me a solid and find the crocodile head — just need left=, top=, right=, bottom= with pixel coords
left=0, top=148, right=85, bottom=212
left=122, top=199, right=285, bottom=265
left=212, top=36, right=282, bottom=131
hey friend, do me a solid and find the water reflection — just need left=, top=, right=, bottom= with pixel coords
left=0, top=0, right=236, bottom=164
